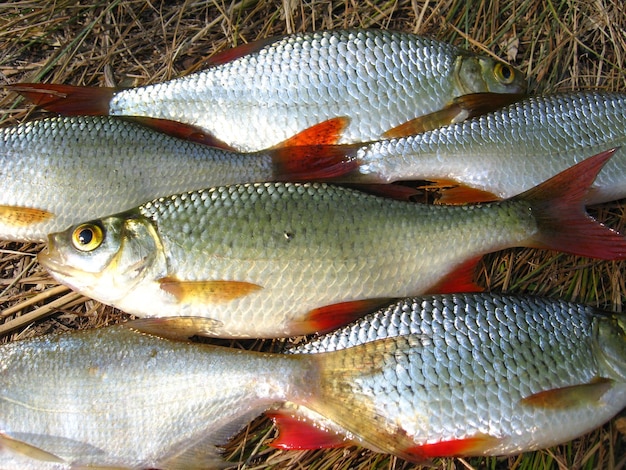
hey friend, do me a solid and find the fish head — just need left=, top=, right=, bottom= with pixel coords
left=596, top=312, right=626, bottom=382
left=38, top=212, right=165, bottom=304
left=456, top=54, right=526, bottom=94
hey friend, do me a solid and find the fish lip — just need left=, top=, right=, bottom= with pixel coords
left=37, top=235, right=76, bottom=278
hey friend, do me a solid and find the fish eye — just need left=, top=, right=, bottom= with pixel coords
left=71, top=223, right=104, bottom=252
left=494, top=63, right=515, bottom=84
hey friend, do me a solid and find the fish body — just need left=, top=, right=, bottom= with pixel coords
left=0, top=115, right=352, bottom=242
left=38, top=150, right=626, bottom=338
left=2, top=294, right=626, bottom=467
left=0, top=325, right=302, bottom=469
left=11, top=29, right=526, bottom=152
left=352, top=91, right=626, bottom=204
left=277, top=293, right=626, bottom=459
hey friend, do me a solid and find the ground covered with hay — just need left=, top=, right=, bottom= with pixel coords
left=1, top=1, right=625, bottom=469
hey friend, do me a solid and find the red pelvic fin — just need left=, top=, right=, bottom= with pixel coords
left=7, top=83, right=115, bottom=115
left=383, top=92, right=526, bottom=138
left=267, top=409, right=350, bottom=450
left=291, top=298, right=395, bottom=335
left=405, top=434, right=500, bottom=459
left=122, top=116, right=236, bottom=150
left=426, top=179, right=501, bottom=204
left=518, top=148, right=626, bottom=260
left=206, top=36, right=280, bottom=66
left=426, top=256, right=483, bottom=294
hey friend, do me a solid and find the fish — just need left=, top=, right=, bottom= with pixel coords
left=270, top=293, right=626, bottom=460
left=3, top=292, right=626, bottom=467
left=0, top=323, right=303, bottom=469
left=0, top=114, right=355, bottom=242
left=348, top=91, right=626, bottom=205
left=8, top=29, right=527, bottom=152
left=37, top=149, right=626, bottom=339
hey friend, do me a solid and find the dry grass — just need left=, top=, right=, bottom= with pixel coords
left=1, top=0, right=625, bottom=469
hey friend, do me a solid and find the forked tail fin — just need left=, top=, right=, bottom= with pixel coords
left=516, top=147, right=626, bottom=260
left=7, top=83, right=115, bottom=115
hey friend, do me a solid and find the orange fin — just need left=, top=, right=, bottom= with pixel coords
left=7, top=83, right=115, bottom=115
left=158, top=278, right=263, bottom=304
left=0, top=432, right=64, bottom=463
left=423, top=179, right=501, bottom=204
left=0, top=205, right=53, bottom=226
left=267, top=409, right=351, bottom=450
left=125, top=316, right=224, bottom=340
left=291, top=298, right=395, bottom=335
left=518, top=148, right=626, bottom=260
left=275, top=117, right=350, bottom=147
left=206, top=36, right=280, bottom=66
left=405, top=434, right=501, bottom=459
left=521, top=377, right=613, bottom=409
left=121, top=116, right=236, bottom=150
left=426, top=256, right=483, bottom=294
left=383, top=92, right=526, bottom=138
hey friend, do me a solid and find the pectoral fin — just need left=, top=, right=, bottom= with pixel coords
left=0, top=432, right=65, bottom=463
left=383, top=92, right=525, bottom=138
left=0, top=205, right=53, bottom=226
left=158, top=278, right=263, bottom=304
left=125, top=317, right=224, bottom=340
left=521, top=378, right=614, bottom=409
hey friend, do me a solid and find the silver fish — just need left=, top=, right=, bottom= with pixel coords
left=10, top=29, right=526, bottom=152
left=0, top=115, right=353, bottom=242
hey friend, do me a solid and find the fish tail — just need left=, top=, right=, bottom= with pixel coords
left=7, top=83, right=114, bottom=115
left=284, top=337, right=425, bottom=461
left=518, top=147, right=626, bottom=260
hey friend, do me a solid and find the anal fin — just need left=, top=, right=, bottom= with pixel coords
left=405, top=434, right=502, bottom=459
left=425, top=256, right=483, bottom=294
left=291, top=298, right=395, bottom=335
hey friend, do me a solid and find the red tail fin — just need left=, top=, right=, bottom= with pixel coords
left=7, top=83, right=114, bottom=115
left=519, top=148, right=626, bottom=260
left=270, top=118, right=358, bottom=181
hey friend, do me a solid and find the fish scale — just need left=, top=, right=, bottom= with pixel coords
left=67, top=29, right=526, bottom=152
left=1, top=294, right=626, bottom=467
left=0, top=114, right=355, bottom=242
left=39, top=150, right=626, bottom=338
left=285, top=293, right=626, bottom=458
left=352, top=91, right=626, bottom=204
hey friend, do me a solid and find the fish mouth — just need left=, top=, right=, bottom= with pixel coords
left=38, top=235, right=78, bottom=279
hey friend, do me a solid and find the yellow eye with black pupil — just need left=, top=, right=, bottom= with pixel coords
left=72, top=224, right=104, bottom=252
left=494, top=63, right=515, bottom=84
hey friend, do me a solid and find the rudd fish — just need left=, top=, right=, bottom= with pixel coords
left=38, top=149, right=626, bottom=339
left=2, top=293, right=626, bottom=468
left=348, top=91, right=626, bottom=205
left=0, top=114, right=354, bottom=242
left=9, top=29, right=526, bottom=152
left=270, top=293, right=626, bottom=460
left=0, top=324, right=302, bottom=469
